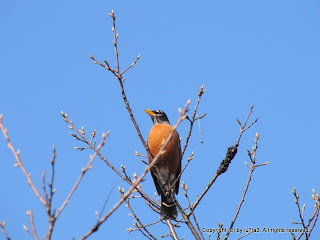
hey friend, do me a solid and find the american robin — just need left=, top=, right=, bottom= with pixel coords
left=145, top=109, right=181, bottom=219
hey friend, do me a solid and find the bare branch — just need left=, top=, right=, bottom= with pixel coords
left=126, top=198, right=157, bottom=240
left=235, top=105, right=259, bottom=148
left=48, top=146, right=56, bottom=209
left=306, top=205, right=319, bottom=239
left=236, top=232, right=251, bottom=240
left=305, top=189, right=320, bottom=238
left=128, top=220, right=161, bottom=233
left=174, top=195, right=201, bottom=240
left=166, top=219, right=179, bottom=240
left=42, top=145, right=57, bottom=238
left=170, top=151, right=194, bottom=193
left=0, top=221, right=11, bottom=240
left=0, top=115, right=47, bottom=206
left=121, top=54, right=141, bottom=76
left=98, top=185, right=118, bottom=220
left=292, top=187, right=308, bottom=240
left=135, top=151, right=148, bottom=158
left=26, top=210, right=39, bottom=240
left=182, top=85, right=206, bottom=157
left=182, top=182, right=205, bottom=240
left=216, top=222, right=224, bottom=240
left=110, top=10, right=120, bottom=74
left=291, top=187, right=320, bottom=240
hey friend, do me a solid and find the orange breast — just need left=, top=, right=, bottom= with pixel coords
left=147, top=124, right=180, bottom=174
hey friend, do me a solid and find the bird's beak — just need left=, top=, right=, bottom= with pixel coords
left=145, top=109, right=156, bottom=116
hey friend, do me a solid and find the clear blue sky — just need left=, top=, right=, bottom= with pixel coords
left=1, top=1, right=319, bottom=239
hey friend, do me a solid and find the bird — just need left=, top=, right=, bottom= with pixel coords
left=145, top=109, right=181, bottom=219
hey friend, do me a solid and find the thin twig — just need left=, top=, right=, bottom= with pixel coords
left=307, top=206, right=319, bottom=239
left=110, top=10, right=120, bottom=75
left=26, top=210, right=39, bottom=240
left=291, top=188, right=308, bottom=240
left=166, top=219, right=179, bottom=240
left=45, top=146, right=57, bottom=239
left=126, top=198, right=157, bottom=240
left=236, top=232, right=251, bottom=240
left=182, top=183, right=205, bottom=240
left=42, top=171, right=49, bottom=206
left=49, top=146, right=56, bottom=207
left=216, top=222, right=224, bottom=240
left=0, top=114, right=47, bottom=206
left=135, top=151, right=148, bottom=158
left=235, top=105, right=258, bottom=148
left=121, top=54, right=141, bottom=76
left=170, top=151, right=194, bottom=194
left=146, top=198, right=161, bottom=214
left=291, top=188, right=320, bottom=240
left=98, top=184, right=118, bottom=219
left=0, top=221, right=11, bottom=240
left=305, top=190, right=320, bottom=238
left=128, top=220, right=161, bottom=232
left=182, top=85, right=206, bottom=157
left=174, top=195, right=201, bottom=240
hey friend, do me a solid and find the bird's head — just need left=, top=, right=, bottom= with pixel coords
left=145, top=109, right=170, bottom=125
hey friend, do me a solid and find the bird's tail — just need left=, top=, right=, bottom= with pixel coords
left=161, top=194, right=177, bottom=219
